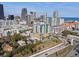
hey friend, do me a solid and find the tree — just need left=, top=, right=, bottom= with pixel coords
left=27, top=44, right=35, bottom=54
left=7, top=31, right=11, bottom=37
left=72, top=27, right=75, bottom=30
left=11, top=33, right=20, bottom=41
left=10, top=41, right=19, bottom=48
left=38, top=47, right=41, bottom=50
left=52, top=39, right=59, bottom=43
left=62, top=30, right=70, bottom=36
left=3, top=52, right=12, bottom=57
left=0, top=39, right=4, bottom=49
left=34, top=49, right=37, bottom=53
left=11, top=33, right=27, bottom=42
left=26, top=51, right=29, bottom=55
left=11, top=45, right=27, bottom=56
left=62, top=30, right=78, bottom=36
left=42, top=45, right=44, bottom=48
left=0, top=50, right=4, bottom=55
left=21, top=51, right=25, bottom=56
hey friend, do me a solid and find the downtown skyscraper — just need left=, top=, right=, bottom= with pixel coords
left=21, top=8, right=27, bottom=21
left=0, top=4, right=4, bottom=19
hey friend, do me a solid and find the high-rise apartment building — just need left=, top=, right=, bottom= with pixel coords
left=52, top=11, right=60, bottom=26
left=33, top=22, right=51, bottom=34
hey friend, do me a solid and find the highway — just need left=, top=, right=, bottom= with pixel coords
left=66, top=41, right=79, bottom=57
left=30, top=36, right=69, bottom=57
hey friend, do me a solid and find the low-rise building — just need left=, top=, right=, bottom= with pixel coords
left=17, top=40, right=26, bottom=46
left=0, top=20, right=32, bottom=37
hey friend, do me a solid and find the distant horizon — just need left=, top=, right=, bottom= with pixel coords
left=1, top=2, right=79, bottom=17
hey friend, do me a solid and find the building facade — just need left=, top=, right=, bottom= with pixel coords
left=33, top=22, right=51, bottom=34
left=0, top=4, right=4, bottom=20
left=52, top=11, right=60, bottom=26
left=21, top=8, right=27, bottom=21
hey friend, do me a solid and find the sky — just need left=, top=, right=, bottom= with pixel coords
left=1, top=2, right=79, bottom=17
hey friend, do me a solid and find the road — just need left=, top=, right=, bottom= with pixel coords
left=30, top=36, right=69, bottom=57
left=66, top=49, right=79, bottom=57
left=66, top=41, right=79, bottom=57
left=30, top=31, right=79, bottom=57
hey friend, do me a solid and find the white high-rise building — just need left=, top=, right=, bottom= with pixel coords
left=60, top=18, right=64, bottom=25
left=33, top=22, right=51, bottom=34
left=51, top=11, right=65, bottom=34
left=75, top=20, right=79, bottom=29
left=52, top=11, right=60, bottom=26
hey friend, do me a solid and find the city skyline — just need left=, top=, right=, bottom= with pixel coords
left=0, top=2, right=79, bottom=57
left=1, top=2, right=79, bottom=17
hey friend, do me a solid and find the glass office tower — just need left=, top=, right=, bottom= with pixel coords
left=0, top=4, right=4, bottom=19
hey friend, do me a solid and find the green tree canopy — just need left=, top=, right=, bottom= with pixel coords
left=11, top=33, right=27, bottom=42
left=62, top=30, right=78, bottom=36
